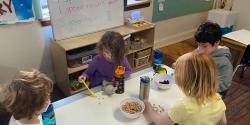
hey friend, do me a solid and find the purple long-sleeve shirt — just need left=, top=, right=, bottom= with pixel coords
left=81, top=55, right=132, bottom=88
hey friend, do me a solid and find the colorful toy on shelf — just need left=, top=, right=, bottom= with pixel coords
left=132, top=21, right=148, bottom=28
left=70, top=79, right=83, bottom=91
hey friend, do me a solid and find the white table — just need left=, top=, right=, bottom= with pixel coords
left=223, top=29, right=250, bottom=46
left=221, top=30, right=250, bottom=66
left=53, top=66, right=184, bottom=125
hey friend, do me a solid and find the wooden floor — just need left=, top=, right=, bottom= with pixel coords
left=161, top=39, right=250, bottom=125
left=161, top=38, right=197, bottom=66
left=225, top=69, right=250, bottom=125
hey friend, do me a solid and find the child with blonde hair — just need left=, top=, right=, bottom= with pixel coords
left=145, top=52, right=227, bottom=125
left=2, top=70, right=53, bottom=125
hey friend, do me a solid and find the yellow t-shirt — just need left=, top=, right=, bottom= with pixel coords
left=169, top=93, right=226, bottom=125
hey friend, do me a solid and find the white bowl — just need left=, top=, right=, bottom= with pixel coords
left=120, top=98, right=145, bottom=119
left=154, top=74, right=174, bottom=90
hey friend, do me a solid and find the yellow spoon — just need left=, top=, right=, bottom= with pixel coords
left=80, top=80, right=96, bottom=97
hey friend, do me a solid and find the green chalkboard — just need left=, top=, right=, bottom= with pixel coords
left=152, top=0, right=214, bottom=22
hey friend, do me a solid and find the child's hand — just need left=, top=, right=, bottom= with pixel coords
left=144, top=100, right=152, bottom=112
left=112, top=87, right=118, bottom=93
left=144, top=100, right=151, bottom=106
left=78, top=75, right=86, bottom=83
left=102, top=84, right=117, bottom=95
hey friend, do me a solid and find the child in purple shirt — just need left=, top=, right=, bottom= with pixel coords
left=78, top=31, right=132, bottom=88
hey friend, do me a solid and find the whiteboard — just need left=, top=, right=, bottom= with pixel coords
left=48, top=0, right=124, bottom=40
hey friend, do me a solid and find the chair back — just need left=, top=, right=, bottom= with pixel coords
left=241, top=45, right=250, bottom=66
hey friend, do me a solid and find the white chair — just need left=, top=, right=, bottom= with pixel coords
left=223, top=30, right=250, bottom=78
left=232, top=45, right=250, bottom=78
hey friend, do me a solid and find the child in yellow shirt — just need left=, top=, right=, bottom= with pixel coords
left=145, top=52, right=227, bottom=125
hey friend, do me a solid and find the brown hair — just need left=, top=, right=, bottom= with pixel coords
left=3, top=70, right=53, bottom=120
left=175, top=52, right=218, bottom=105
left=98, top=31, right=125, bottom=65
left=195, top=21, right=222, bottom=46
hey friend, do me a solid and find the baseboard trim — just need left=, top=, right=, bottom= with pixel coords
left=154, top=28, right=196, bottom=49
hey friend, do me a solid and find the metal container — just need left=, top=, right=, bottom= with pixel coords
left=139, top=76, right=150, bottom=100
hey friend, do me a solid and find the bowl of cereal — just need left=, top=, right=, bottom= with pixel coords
left=120, top=98, right=145, bottom=119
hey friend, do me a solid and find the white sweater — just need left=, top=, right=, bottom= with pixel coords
left=9, top=116, right=43, bottom=125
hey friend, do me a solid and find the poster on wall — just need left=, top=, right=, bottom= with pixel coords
left=0, top=0, right=34, bottom=24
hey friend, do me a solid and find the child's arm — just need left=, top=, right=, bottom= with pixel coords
left=217, top=59, right=233, bottom=92
left=218, top=112, right=227, bottom=125
left=123, top=58, right=132, bottom=79
left=79, top=57, right=98, bottom=81
left=144, top=101, right=174, bottom=125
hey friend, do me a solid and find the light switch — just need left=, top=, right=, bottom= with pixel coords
left=159, top=3, right=164, bottom=11
left=158, top=0, right=165, bottom=12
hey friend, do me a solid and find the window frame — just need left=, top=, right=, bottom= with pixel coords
left=125, top=0, right=151, bottom=11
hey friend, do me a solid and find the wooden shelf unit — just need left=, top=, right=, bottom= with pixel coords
left=68, top=64, right=88, bottom=75
left=51, top=22, right=155, bottom=96
left=70, top=87, right=86, bottom=95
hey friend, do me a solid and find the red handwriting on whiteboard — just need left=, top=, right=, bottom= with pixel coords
left=57, top=10, right=112, bottom=30
left=65, top=1, right=105, bottom=14
left=0, top=0, right=12, bottom=15
left=108, top=0, right=118, bottom=5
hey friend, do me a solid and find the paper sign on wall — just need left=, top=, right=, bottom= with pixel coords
left=0, top=0, right=34, bottom=24
left=0, top=0, right=17, bottom=24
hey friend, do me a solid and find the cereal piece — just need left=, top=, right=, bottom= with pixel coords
left=152, top=104, right=165, bottom=114
left=158, top=105, right=164, bottom=112
left=153, top=107, right=158, bottom=111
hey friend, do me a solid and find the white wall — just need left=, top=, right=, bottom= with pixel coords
left=153, top=12, right=208, bottom=48
left=125, top=2, right=208, bottom=49
left=0, top=21, right=54, bottom=84
left=232, top=0, right=250, bottom=30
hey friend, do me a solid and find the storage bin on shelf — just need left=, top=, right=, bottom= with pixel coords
left=66, top=45, right=98, bottom=68
left=124, top=36, right=131, bottom=52
left=134, top=48, right=151, bottom=68
left=130, top=36, right=146, bottom=50
left=68, top=71, right=86, bottom=92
